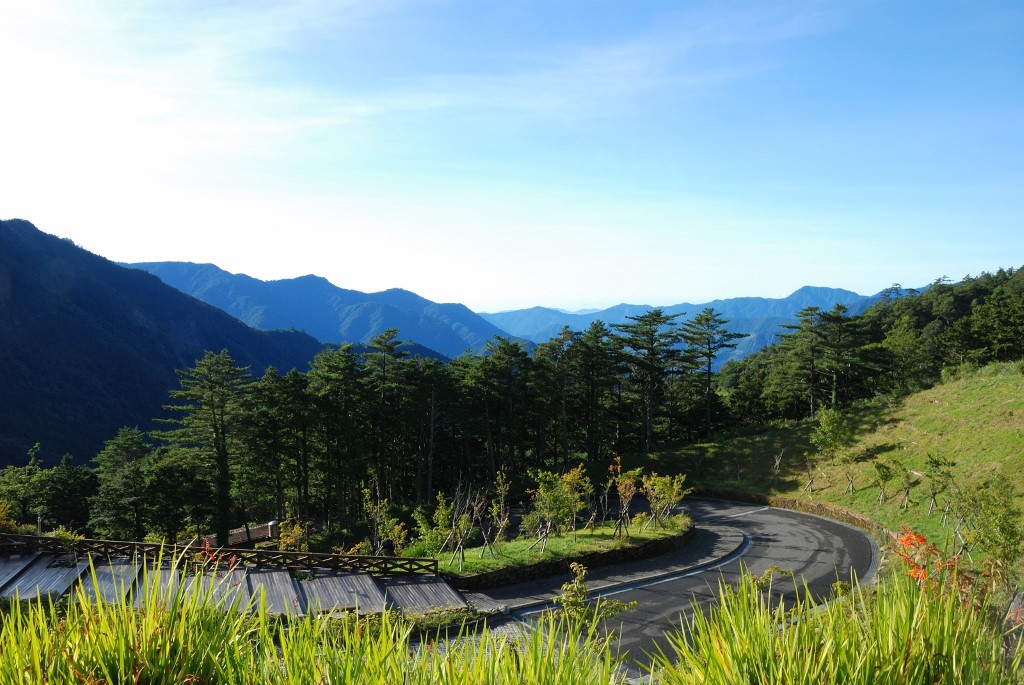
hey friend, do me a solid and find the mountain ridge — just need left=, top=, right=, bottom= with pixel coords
left=132, top=263, right=884, bottom=368
left=128, top=261, right=514, bottom=359
left=0, top=219, right=327, bottom=464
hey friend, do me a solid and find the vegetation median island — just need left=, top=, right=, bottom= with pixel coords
left=438, top=515, right=694, bottom=591
left=382, top=460, right=695, bottom=591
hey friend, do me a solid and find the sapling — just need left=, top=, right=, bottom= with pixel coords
left=890, top=460, right=915, bottom=510
left=608, top=456, right=642, bottom=539
left=840, top=449, right=860, bottom=495
left=874, top=460, right=893, bottom=504
left=802, top=451, right=817, bottom=494
left=552, top=562, right=637, bottom=624
left=641, top=473, right=691, bottom=529
left=958, top=473, right=1023, bottom=589
left=923, top=452, right=956, bottom=516
left=770, top=447, right=786, bottom=488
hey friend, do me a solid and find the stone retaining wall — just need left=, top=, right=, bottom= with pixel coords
left=694, top=489, right=883, bottom=534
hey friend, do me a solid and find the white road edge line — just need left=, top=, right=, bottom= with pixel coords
left=718, top=506, right=770, bottom=518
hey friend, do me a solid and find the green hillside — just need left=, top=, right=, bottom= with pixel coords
left=638, top=362, right=1024, bottom=553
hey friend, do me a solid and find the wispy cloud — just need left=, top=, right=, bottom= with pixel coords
left=1, top=0, right=843, bottom=166
left=333, top=2, right=843, bottom=119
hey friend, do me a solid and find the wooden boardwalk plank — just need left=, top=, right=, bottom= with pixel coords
left=1, top=554, right=89, bottom=600
left=383, top=575, right=466, bottom=613
left=79, top=558, right=142, bottom=603
left=299, top=571, right=387, bottom=615
left=0, top=553, right=40, bottom=592
left=247, top=568, right=303, bottom=616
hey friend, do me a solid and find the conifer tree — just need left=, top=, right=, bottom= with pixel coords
left=775, top=306, right=825, bottom=418
left=612, top=309, right=686, bottom=453
left=307, top=344, right=367, bottom=522
left=89, top=427, right=152, bottom=540
left=576, top=321, right=622, bottom=463
left=683, top=308, right=745, bottom=433
left=155, top=349, right=252, bottom=547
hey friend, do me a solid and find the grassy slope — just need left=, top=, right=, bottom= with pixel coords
left=630, top=362, right=1024, bottom=552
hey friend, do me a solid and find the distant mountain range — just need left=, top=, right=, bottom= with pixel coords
left=130, top=264, right=884, bottom=370
left=0, top=219, right=325, bottom=464
left=128, top=262, right=513, bottom=359
left=128, top=262, right=880, bottom=368
left=479, top=287, right=881, bottom=366
left=1, top=216, right=892, bottom=465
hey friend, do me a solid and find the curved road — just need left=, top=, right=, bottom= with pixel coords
left=514, top=498, right=876, bottom=667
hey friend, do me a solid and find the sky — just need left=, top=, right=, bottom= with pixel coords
left=1, top=1, right=1022, bottom=312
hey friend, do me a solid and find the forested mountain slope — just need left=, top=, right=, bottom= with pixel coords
left=0, top=219, right=326, bottom=464
left=129, top=261, right=513, bottom=358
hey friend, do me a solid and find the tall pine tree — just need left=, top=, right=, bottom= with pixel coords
left=612, top=309, right=686, bottom=454
left=682, top=308, right=745, bottom=433
left=155, top=350, right=252, bottom=547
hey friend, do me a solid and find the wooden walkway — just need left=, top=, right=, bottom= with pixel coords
left=0, top=532, right=438, bottom=576
left=0, top=534, right=463, bottom=616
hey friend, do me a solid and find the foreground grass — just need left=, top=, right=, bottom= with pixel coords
left=634, top=362, right=1024, bottom=551
left=649, top=566, right=1023, bottom=684
left=0, top=557, right=627, bottom=684
left=433, top=516, right=691, bottom=576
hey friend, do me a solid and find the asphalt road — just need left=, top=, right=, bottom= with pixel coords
left=521, top=498, right=877, bottom=669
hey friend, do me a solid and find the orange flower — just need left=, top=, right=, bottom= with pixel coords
left=897, top=527, right=927, bottom=549
left=908, top=565, right=927, bottom=582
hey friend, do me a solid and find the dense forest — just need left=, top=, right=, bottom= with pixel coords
left=1, top=267, right=1021, bottom=548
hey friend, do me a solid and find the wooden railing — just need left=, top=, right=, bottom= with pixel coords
left=0, top=533, right=438, bottom=577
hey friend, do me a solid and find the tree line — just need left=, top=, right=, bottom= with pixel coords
left=1, top=267, right=1021, bottom=547
left=720, top=267, right=1024, bottom=422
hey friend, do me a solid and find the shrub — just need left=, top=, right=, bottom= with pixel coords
left=552, top=562, right=637, bottom=625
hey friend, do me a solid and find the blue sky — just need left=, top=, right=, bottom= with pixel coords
left=1, top=1, right=1021, bottom=312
